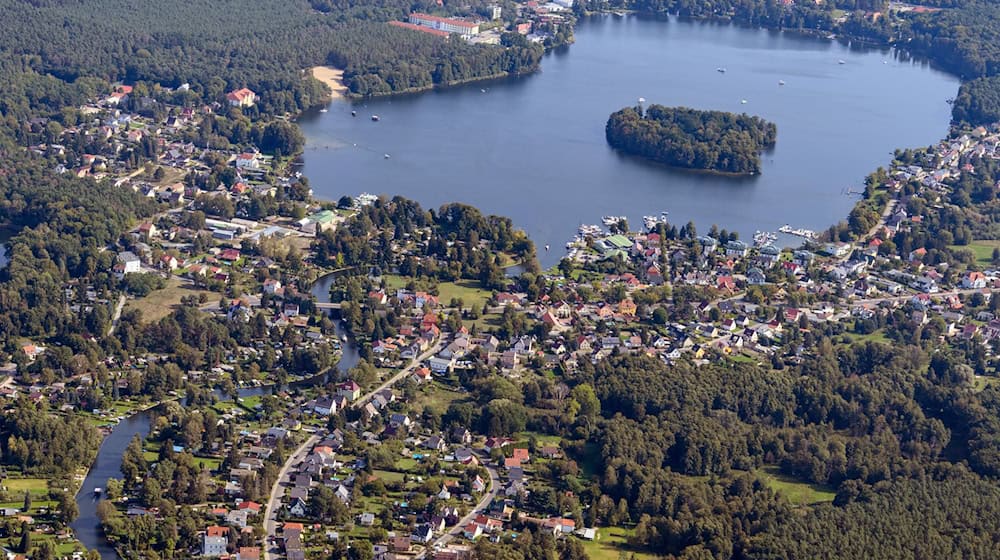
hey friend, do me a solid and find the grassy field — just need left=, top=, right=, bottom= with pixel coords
left=844, top=329, right=891, bottom=344
left=125, top=276, right=215, bottom=323
left=383, top=275, right=492, bottom=310
left=372, top=469, right=406, bottom=483
left=2, top=478, right=49, bottom=496
left=578, top=527, right=656, bottom=560
left=950, top=240, right=1000, bottom=265
left=973, top=375, right=1000, bottom=392
left=758, top=465, right=836, bottom=505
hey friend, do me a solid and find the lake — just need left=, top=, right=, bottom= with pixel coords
left=298, top=14, right=958, bottom=268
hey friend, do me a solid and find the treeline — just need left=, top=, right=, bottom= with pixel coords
left=331, top=24, right=544, bottom=96
left=952, top=75, right=1000, bottom=126
left=606, top=105, right=777, bottom=174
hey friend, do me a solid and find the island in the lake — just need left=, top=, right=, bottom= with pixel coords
left=606, top=105, right=778, bottom=175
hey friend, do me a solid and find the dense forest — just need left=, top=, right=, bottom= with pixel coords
left=606, top=105, right=777, bottom=174
left=561, top=341, right=1000, bottom=557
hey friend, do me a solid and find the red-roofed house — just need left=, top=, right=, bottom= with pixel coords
left=227, top=88, right=257, bottom=108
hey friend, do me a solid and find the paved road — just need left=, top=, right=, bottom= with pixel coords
left=106, top=294, right=127, bottom=337
left=419, top=450, right=500, bottom=557
left=351, top=340, right=443, bottom=409
left=263, top=339, right=442, bottom=557
left=263, top=433, right=320, bottom=560
left=851, top=287, right=985, bottom=306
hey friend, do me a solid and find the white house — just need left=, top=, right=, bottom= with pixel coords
left=116, top=251, right=141, bottom=275
left=203, top=527, right=229, bottom=557
left=236, top=152, right=260, bottom=170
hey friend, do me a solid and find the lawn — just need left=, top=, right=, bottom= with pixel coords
left=578, top=527, right=656, bottom=560
left=382, top=275, right=492, bottom=310
left=973, top=375, right=1000, bottom=392
left=372, top=469, right=407, bottom=483
left=844, top=329, right=890, bottom=344
left=124, top=276, right=215, bottom=323
left=758, top=465, right=836, bottom=505
left=949, top=240, right=1000, bottom=266
left=417, top=384, right=470, bottom=415
left=2, top=478, right=49, bottom=496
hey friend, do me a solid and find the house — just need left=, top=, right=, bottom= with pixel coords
left=423, top=434, right=446, bottom=451
left=412, top=523, right=435, bottom=543
left=237, top=547, right=261, bottom=560
left=138, top=222, right=158, bottom=240
left=227, top=88, right=257, bottom=108
left=540, top=446, right=562, bottom=459
left=429, top=356, right=454, bottom=374
left=747, top=267, right=766, bottom=285
left=462, top=523, right=483, bottom=540
left=451, top=427, right=473, bottom=444
left=236, top=152, right=260, bottom=170
left=338, top=381, right=361, bottom=401
left=392, top=536, right=412, bottom=553
left=314, top=396, right=337, bottom=416
left=289, top=497, right=308, bottom=517
left=359, top=512, right=375, bottom=526
left=116, top=251, right=141, bottom=275
left=472, top=475, right=487, bottom=493
left=455, top=447, right=478, bottom=465
left=390, top=413, right=412, bottom=428
left=618, top=299, right=637, bottom=317
left=160, top=254, right=179, bottom=271
left=263, top=278, right=283, bottom=295
left=792, top=250, right=814, bottom=267
left=725, top=240, right=749, bottom=258
left=962, top=271, right=988, bottom=289
left=412, top=367, right=433, bottom=383
left=203, top=526, right=229, bottom=557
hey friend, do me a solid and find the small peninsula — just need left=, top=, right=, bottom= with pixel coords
left=606, top=105, right=778, bottom=175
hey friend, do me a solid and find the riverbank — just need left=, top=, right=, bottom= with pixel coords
left=311, top=65, right=349, bottom=100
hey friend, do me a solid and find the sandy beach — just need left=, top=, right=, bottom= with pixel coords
left=311, top=65, right=348, bottom=99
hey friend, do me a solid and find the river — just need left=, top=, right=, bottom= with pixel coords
left=298, top=14, right=959, bottom=267
left=70, top=273, right=357, bottom=558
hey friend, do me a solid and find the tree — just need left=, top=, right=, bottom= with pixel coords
left=571, top=383, right=601, bottom=418
left=22, top=490, right=30, bottom=512
left=18, top=522, right=30, bottom=553
left=57, top=491, right=79, bottom=524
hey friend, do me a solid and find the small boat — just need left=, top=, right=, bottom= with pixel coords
left=544, top=244, right=550, bottom=251
left=384, top=154, right=391, bottom=159
left=601, top=215, right=626, bottom=226
left=319, top=108, right=328, bottom=113
left=778, top=80, right=785, bottom=86
left=94, top=488, right=102, bottom=496
left=481, top=88, right=487, bottom=93
left=838, top=60, right=846, bottom=65
left=740, top=99, right=747, bottom=104
left=717, top=67, right=726, bottom=73
left=883, top=60, right=888, bottom=64
left=351, top=110, right=357, bottom=117
left=341, top=334, right=348, bottom=342
left=371, top=115, right=380, bottom=121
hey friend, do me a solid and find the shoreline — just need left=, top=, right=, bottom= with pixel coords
left=311, top=66, right=348, bottom=100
